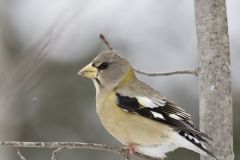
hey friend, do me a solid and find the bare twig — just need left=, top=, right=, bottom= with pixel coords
left=1, top=1, right=86, bottom=97
left=51, top=148, right=65, bottom=160
left=98, top=33, right=198, bottom=77
left=15, top=148, right=26, bottom=160
left=134, top=68, right=199, bottom=77
left=99, top=34, right=113, bottom=50
left=0, top=141, right=156, bottom=160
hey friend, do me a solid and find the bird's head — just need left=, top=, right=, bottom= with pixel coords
left=78, top=50, right=136, bottom=91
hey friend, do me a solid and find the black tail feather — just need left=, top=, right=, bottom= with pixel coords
left=179, top=131, right=218, bottom=160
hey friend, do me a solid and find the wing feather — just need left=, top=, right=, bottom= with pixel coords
left=116, top=93, right=212, bottom=141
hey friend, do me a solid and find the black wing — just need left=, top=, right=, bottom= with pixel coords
left=116, top=93, right=212, bottom=141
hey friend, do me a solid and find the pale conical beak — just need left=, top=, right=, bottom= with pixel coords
left=78, top=63, right=98, bottom=79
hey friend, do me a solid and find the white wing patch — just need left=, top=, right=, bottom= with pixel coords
left=136, top=96, right=166, bottom=108
left=188, top=135, right=193, bottom=140
left=194, top=138, right=200, bottom=144
left=174, top=133, right=209, bottom=157
left=169, top=114, right=183, bottom=120
left=135, top=96, right=185, bottom=121
left=183, top=132, right=203, bottom=145
left=151, top=111, right=165, bottom=120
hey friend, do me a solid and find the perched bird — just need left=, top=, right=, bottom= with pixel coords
left=78, top=50, right=217, bottom=159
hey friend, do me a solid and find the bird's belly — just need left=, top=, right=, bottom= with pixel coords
left=97, top=93, right=173, bottom=146
left=135, top=143, right=178, bottom=159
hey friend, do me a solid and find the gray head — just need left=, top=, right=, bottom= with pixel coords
left=78, top=50, right=136, bottom=92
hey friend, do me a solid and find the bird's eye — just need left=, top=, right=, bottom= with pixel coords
left=98, top=62, right=109, bottom=70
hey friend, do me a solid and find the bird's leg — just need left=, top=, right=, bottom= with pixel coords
left=121, top=144, right=137, bottom=160
left=128, top=144, right=137, bottom=156
left=121, top=147, right=131, bottom=160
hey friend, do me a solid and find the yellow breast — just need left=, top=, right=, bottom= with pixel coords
left=96, top=92, right=174, bottom=146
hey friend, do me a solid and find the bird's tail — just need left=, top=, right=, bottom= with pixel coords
left=175, top=131, right=218, bottom=160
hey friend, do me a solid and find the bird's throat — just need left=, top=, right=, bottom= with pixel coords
left=93, top=78, right=101, bottom=96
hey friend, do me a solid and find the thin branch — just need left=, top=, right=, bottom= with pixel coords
left=51, top=148, right=65, bottom=160
left=99, top=34, right=113, bottom=50
left=1, top=1, right=86, bottom=98
left=0, top=141, right=156, bottom=160
left=15, top=148, right=26, bottom=160
left=134, top=68, right=199, bottom=77
left=98, top=33, right=198, bottom=77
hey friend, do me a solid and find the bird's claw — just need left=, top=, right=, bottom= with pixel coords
left=121, top=147, right=131, bottom=159
left=121, top=144, right=137, bottom=160
left=128, top=144, right=137, bottom=156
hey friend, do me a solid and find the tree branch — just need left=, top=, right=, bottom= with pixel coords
left=15, top=148, right=26, bottom=160
left=134, top=68, right=199, bottom=77
left=99, top=33, right=198, bottom=77
left=99, top=34, right=113, bottom=50
left=51, top=148, right=65, bottom=160
left=0, top=141, right=156, bottom=160
left=195, top=0, right=233, bottom=159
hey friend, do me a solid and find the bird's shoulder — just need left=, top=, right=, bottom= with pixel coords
left=116, top=79, right=165, bottom=102
left=115, top=79, right=190, bottom=120
left=114, top=79, right=211, bottom=141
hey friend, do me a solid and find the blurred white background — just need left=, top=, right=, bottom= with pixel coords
left=0, top=0, right=239, bottom=159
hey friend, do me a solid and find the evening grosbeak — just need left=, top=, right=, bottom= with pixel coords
left=78, top=50, right=217, bottom=159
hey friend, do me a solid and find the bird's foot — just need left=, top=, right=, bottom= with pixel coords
left=121, top=147, right=131, bottom=160
left=121, top=144, right=137, bottom=160
left=128, top=144, right=137, bottom=156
